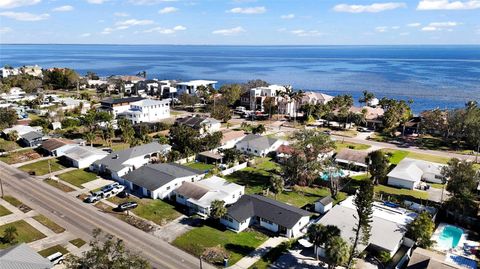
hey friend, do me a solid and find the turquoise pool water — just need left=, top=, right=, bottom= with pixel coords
left=320, top=170, right=345, bottom=181
left=438, top=225, right=463, bottom=249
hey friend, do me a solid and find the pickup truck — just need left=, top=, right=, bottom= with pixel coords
left=84, top=191, right=104, bottom=203
left=101, top=183, right=125, bottom=198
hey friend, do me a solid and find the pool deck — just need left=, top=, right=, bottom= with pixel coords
left=431, top=222, right=479, bottom=262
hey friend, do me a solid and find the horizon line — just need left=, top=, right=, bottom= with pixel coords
left=1, top=43, right=479, bottom=47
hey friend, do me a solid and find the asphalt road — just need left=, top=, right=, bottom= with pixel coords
left=0, top=161, right=215, bottom=269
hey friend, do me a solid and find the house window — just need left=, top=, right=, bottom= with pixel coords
left=261, top=218, right=273, bottom=225
left=166, top=186, right=171, bottom=190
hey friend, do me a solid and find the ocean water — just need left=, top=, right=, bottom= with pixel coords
left=1, top=44, right=479, bottom=113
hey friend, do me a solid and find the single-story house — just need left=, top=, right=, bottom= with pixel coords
left=406, top=247, right=475, bottom=269
left=221, top=194, right=311, bottom=238
left=314, top=196, right=416, bottom=258
left=40, top=138, right=77, bottom=156
left=2, top=125, right=42, bottom=138
left=334, top=148, right=368, bottom=171
left=175, top=116, right=221, bottom=135
left=0, top=243, right=53, bottom=269
left=314, top=196, right=334, bottom=214
left=63, top=146, right=108, bottom=168
left=196, top=151, right=223, bottom=165
left=121, top=163, right=205, bottom=199
left=388, top=158, right=445, bottom=190
left=18, top=131, right=44, bottom=147
left=276, top=144, right=295, bottom=164
left=218, top=130, right=246, bottom=149
left=235, top=134, right=285, bottom=157
left=90, top=142, right=171, bottom=180
left=175, top=176, right=244, bottom=217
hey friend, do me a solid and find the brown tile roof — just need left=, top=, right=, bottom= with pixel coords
left=220, top=130, right=246, bottom=144
left=41, top=138, right=75, bottom=151
left=335, top=148, right=368, bottom=165
left=175, top=182, right=210, bottom=200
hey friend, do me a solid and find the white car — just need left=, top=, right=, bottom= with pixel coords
left=47, top=252, right=64, bottom=265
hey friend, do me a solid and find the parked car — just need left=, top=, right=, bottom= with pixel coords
left=84, top=191, right=104, bottom=203
left=101, top=184, right=125, bottom=198
left=116, top=201, right=138, bottom=212
left=47, top=252, right=64, bottom=265
left=117, top=190, right=129, bottom=198
left=357, top=127, right=370, bottom=132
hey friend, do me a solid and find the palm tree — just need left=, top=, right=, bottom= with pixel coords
left=2, top=226, right=17, bottom=244
left=84, top=132, right=96, bottom=147
left=325, top=236, right=350, bottom=269
left=269, top=175, right=284, bottom=200
left=307, top=224, right=341, bottom=260
left=359, top=90, right=375, bottom=107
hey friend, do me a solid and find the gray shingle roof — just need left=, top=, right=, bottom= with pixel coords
left=226, top=194, right=311, bottom=229
left=21, top=131, right=43, bottom=141
left=317, top=196, right=334, bottom=206
left=122, top=163, right=203, bottom=191
left=93, top=142, right=171, bottom=172
left=176, top=116, right=219, bottom=129
left=100, top=97, right=144, bottom=105
left=238, top=134, right=279, bottom=150
left=0, top=243, right=52, bottom=269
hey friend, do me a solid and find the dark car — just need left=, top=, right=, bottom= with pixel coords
left=116, top=201, right=138, bottom=212
left=116, top=190, right=129, bottom=198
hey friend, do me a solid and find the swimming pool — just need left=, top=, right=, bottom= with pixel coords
left=320, top=170, right=345, bottom=181
left=437, top=225, right=464, bottom=249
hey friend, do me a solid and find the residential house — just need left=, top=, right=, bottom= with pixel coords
left=20, top=65, right=42, bottom=77
left=158, top=80, right=177, bottom=98
left=51, top=121, right=61, bottom=130
left=176, top=80, right=217, bottom=95
left=387, top=158, right=445, bottom=190
left=175, top=116, right=221, bottom=135
left=334, top=148, right=368, bottom=171
left=197, top=151, right=223, bottom=165
left=246, top=85, right=287, bottom=112
left=175, top=176, right=244, bottom=217
left=221, top=194, right=311, bottom=238
left=0, top=87, right=26, bottom=102
left=0, top=243, right=53, bottom=269
left=298, top=91, right=333, bottom=106
left=40, top=138, right=78, bottom=156
left=349, top=106, right=385, bottom=129
left=120, top=99, right=170, bottom=124
left=2, top=125, right=43, bottom=138
left=90, top=142, right=171, bottom=180
left=121, top=163, right=205, bottom=199
left=0, top=67, right=19, bottom=78
left=99, top=97, right=144, bottom=116
left=58, top=97, right=91, bottom=113
left=275, top=144, right=295, bottom=164
left=406, top=247, right=475, bottom=269
left=314, top=196, right=334, bottom=214
left=235, top=134, right=285, bottom=157
left=218, top=130, right=246, bottom=149
left=19, top=131, right=44, bottom=147
left=63, top=146, right=108, bottom=168
left=314, top=196, right=415, bottom=259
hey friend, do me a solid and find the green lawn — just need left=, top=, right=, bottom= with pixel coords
left=173, top=224, right=268, bottom=266
left=2, top=195, right=22, bottom=207
left=44, top=178, right=76, bottom=192
left=108, top=196, right=182, bottom=226
left=429, top=183, right=446, bottom=189
left=382, top=149, right=450, bottom=164
left=69, top=238, right=87, bottom=248
left=0, top=138, right=20, bottom=152
left=254, top=157, right=280, bottom=171
left=0, top=220, right=46, bottom=249
left=374, top=185, right=428, bottom=200
left=57, top=169, right=97, bottom=188
left=38, top=244, right=68, bottom=257
left=33, top=214, right=65, bottom=234
left=250, top=240, right=295, bottom=269
left=0, top=149, right=40, bottom=164
left=335, top=141, right=371, bottom=151
left=0, top=205, right=12, bottom=217
left=19, top=158, right=67, bottom=176
left=111, top=143, right=130, bottom=151
left=273, top=186, right=346, bottom=208
left=185, top=162, right=216, bottom=171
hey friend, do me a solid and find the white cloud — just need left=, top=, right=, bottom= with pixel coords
left=375, top=26, right=389, bottom=32
left=417, top=0, right=480, bottom=10
left=280, top=14, right=295, bottom=19
left=0, top=11, right=49, bottom=21
left=129, top=0, right=178, bottom=5
left=421, top=21, right=461, bottom=31
left=114, top=12, right=129, bottom=17
left=159, top=7, right=178, bottom=14
left=53, top=5, right=74, bottom=12
left=228, top=6, right=266, bottom=14
left=116, top=19, right=154, bottom=26
left=0, top=0, right=41, bottom=9
left=212, top=26, right=245, bottom=36
left=87, top=0, right=108, bottom=4
left=407, top=22, right=421, bottom=27
left=291, top=29, right=322, bottom=37
left=0, top=26, right=12, bottom=33
left=333, top=2, right=406, bottom=13
left=143, top=25, right=186, bottom=34
left=80, top=33, right=91, bottom=37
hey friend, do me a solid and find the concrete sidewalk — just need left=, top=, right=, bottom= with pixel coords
left=228, top=236, right=289, bottom=269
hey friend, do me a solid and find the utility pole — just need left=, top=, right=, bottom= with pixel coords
left=48, top=159, right=52, bottom=180
left=0, top=178, right=4, bottom=198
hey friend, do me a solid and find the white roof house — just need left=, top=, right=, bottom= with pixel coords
left=2, top=125, right=43, bottom=137
left=176, top=80, right=218, bottom=95
left=175, top=176, right=245, bottom=217
left=299, top=91, right=334, bottom=106
left=315, top=196, right=416, bottom=257
left=387, top=158, right=445, bottom=190
left=235, top=134, right=285, bottom=157
left=63, top=146, right=108, bottom=169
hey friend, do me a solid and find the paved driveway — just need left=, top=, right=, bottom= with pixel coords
left=154, top=216, right=202, bottom=242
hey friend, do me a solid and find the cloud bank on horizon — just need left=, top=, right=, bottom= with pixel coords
left=0, top=0, right=479, bottom=44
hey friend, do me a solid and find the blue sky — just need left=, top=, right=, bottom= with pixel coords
left=0, top=0, right=479, bottom=44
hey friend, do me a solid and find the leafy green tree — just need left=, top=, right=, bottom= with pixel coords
left=1, top=226, right=17, bottom=244
left=379, top=98, right=413, bottom=136
left=269, top=175, right=284, bottom=199
left=347, top=179, right=374, bottom=269
left=366, top=150, right=389, bottom=185
left=210, top=104, right=232, bottom=123
left=292, top=129, right=334, bottom=161
left=263, top=96, right=278, bottom=118
left=5, top=131, right=18, bottom=141
left=252, top=124, right=266, bottom=134
left=43, top=68, right=80, bottom=90
left=0, top=108, right=18, bottom=129
left=307, top=224, right=341, bottom=260
left=210, top=200, right=227, bottom=219
left=178, top=92, right=200, bottom=107
left=64, top=229, right=150, bottom=269
left=219, top=84, right=242, bottom=106
left=219, top=148, right=242, bottom=164
left=325, top=236, right=350, bottom=269
left=119, top=119, right=135, bottom=146
left=84, top=132, right=96, bottom=147
left=406, top=212, right=435, bottom=248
